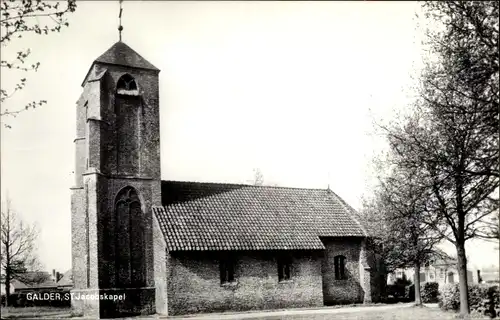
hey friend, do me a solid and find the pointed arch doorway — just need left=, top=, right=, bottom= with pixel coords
left=114, top=186, right=146, bottom=288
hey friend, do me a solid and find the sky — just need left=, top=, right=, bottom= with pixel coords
left=1, top=1, right=498, bottom=274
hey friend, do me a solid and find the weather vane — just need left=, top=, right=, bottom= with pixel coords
left=118, top=0, right=123, bottom=42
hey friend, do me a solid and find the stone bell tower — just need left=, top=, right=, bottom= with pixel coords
left=70, top=41, right=161, bottom=318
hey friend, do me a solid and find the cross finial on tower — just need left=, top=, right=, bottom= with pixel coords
left=118, top=0, right=124, bottom=42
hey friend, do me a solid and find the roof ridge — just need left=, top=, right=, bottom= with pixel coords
left=161, top=180, right=329, bottom=192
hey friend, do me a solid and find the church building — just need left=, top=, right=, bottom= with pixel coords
left=70, top=40, right=383, bottom=318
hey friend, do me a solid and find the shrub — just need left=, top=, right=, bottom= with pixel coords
left=422, top=282, right=439, bottom=303
left=486, top=285, right=500, bottom=318
left=386, top=284, right=405, bottom=299
left=439, top=283, right=460, bottom=311
left=469, top=285, right=488, bottom=311
left=405, top=284, right=415, bottom=301
left=386, top=278, right=413, bottom=302
left=439, top=284, right=500, bottom=318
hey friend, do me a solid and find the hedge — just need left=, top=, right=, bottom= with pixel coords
left=422, top=282, right=439, bottom=303
left=439, top=283, right=500, bottom=318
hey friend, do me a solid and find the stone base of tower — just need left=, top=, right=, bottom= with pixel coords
left=71, top=287, right=155, bottom=319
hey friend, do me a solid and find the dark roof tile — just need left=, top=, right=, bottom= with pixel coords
left=154, top=181, right=366, bottom=252
left=95, top=41, right=159, bottom=71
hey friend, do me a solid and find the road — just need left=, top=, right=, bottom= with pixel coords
left=167, top=303, right=416, bottom=320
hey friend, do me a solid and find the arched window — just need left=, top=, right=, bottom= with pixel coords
left=116, top=74, right=139, bottom=95
left=114, top=186, right=145, bottom=288
left=334, top=255, right=347, bottom=280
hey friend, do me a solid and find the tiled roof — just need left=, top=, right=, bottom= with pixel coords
left=431, top=250, right=457, bottom=266
left=56, top=269, right=73, bottom=287
left=95, top=41, right=159, bottom=71
left=82, top=41, right=159, bottom=87
left=153, top=181, right=366, bottom=252
left=11, top=279, right=28, bottom=289
left=33, top=279, right=58, bottom=289
left=15, top=271, right=51, bottom=285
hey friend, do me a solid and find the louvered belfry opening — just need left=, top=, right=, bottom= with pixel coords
left=114, top=186, right=145, bottom=288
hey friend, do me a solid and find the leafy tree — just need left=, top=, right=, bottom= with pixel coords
left=362, top=163, right=443, bottom=305
left=0, top=0, right=77, bottom=128
left=378, top=1, right=499, bottom=315
left=0, top=196, right=41, bottom=306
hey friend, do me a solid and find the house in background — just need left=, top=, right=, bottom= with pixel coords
left=15, top=271, right=53, bottom=286
left=387, top=254, right=477, bottom=287
left=50, top=269, right=64, bottom=283
left=56, top=270, right=73, bottom=290
left=15, top=278, right=58, bottom=293
left=1, top=277, right=28, bottom=295
left=0, top=270, right=67, bottom=296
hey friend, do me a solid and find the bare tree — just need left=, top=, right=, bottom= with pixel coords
left=252, top=168, right=264, bottom=186
left=0, top=196, right=40, bottom=306
left=0, top=0, right=77, bottom=128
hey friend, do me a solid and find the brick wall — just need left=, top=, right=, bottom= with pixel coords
left=70, top=188, right=86, bottom=290
left=153, top=214, right=168, bottom=315
left=72, top=59, right=161, bottom=318
left=321, top=237, right=365, bottom=305
left=98, top=66, right=160, bottom=179
left=96, top=178, right=160, bottom=289
left=166, top=250, right=323, bottom=316
left=75, top=63, right=161, bottom=181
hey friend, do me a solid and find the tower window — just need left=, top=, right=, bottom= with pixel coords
left=117, top=74, right=139, bottom=96
left=334, top=255, right=347, bottom=280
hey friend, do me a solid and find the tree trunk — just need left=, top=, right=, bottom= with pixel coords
left=456, top=242, right=470, bottom=315
left=5, top=272, right=10, bottom=307
left=414, top=263, right=422, bottom=305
